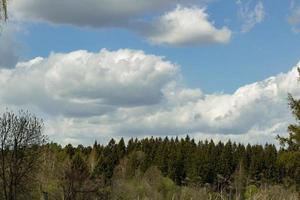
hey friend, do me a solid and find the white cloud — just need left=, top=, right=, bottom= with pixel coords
left=10, top=1, right=230, bottom=47
left=237, top=1, right=265, bottom=33
left=0, top=49, right=178, bottom=117
left=140, top=6, right=231, bottom=46
left=10, top=0, right=196, bottom=28
left=0, top=48, right=299, bottom=146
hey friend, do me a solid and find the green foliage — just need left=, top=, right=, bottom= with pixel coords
left=0, top=133, right=298, bottom=199
left=279, top=151, right=300, bottom=186
left=245, top=185, right=258, bottom=199
left=2, top=86, right=299, bottom=199
left=245, top=185, right=299, bottom=200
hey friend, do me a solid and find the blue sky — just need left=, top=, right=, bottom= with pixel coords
left=14, top=0, right=300, bottom=93
left=1, top=0, right=300, bottom=145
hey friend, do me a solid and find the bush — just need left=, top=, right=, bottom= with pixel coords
left=245, top=184, right=258, bottom=199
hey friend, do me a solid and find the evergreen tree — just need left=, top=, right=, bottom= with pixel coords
left=249, top=145, right=265, bottom=182
left=264, top=144, right=279, bottom=183
left=65, top=144, right=75, bottom=158
left=62, top=152, right=90, bottom=200
left=219, top=141, right=234, bottom=182
left=116, top=138, right=126, bottom=160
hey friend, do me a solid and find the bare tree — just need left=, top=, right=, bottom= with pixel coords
left=0, top=110, right=46, bottom=200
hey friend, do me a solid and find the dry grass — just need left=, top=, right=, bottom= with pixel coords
left=246, top=185, right=299, bottom=200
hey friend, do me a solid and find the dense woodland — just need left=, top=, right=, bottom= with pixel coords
left=36, top=136, right=299, bottom=200
left=0, top=112, right=299, bottom=199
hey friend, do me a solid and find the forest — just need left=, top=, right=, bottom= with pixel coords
left=37, top=136, right=299, bottom=200
left=0, top=107, right=299, bottom=199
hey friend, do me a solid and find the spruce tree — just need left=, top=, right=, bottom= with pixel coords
left=63, top=152, right=90, bottom=199
left=116, top=138, right=126, bottom=159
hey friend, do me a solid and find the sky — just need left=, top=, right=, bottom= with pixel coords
left=1, top=0, right=300, bottom=145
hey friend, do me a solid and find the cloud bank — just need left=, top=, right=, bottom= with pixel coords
left=0, top=48, right=299, bottom=145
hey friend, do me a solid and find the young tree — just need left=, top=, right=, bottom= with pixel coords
left=232, top=161, right=246, bottom=200
left=0, top=110, right=46, bottom=200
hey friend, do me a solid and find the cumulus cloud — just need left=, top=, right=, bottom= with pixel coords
left=0, top=48, right=299, bottom=145
left=10, top=1, right=230, bottom=47
left=237, top=0, right=265, bottom=33
left=139, top=6, right=231, bottom=46
left=10, top=0, right=196, bottom=27
left=0, top=49, right=178, bottom=116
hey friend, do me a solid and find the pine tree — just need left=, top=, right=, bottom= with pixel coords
left=116, top=138, right=126, bottom=160
left=63, top=152, right=90, bottom=199
left=65, top=144, right=75, bottom=158
left=264, top=144, right=279, bottom=183
left=249, top=145, right=265, bottom=182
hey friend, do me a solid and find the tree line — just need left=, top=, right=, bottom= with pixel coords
left=0, top=116, right=299, bottom=199
left=36, top=134, right=297, bottom=199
